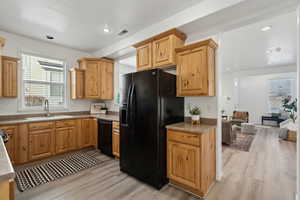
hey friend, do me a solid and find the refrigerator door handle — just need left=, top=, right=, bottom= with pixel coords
left=129, top=84, right=135, bottom=127
left=126, top=84, right=133, bottom=126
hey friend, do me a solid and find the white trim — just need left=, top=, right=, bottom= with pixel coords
left=18, top=52, right=69, bottom=112
left=296, top=5, right=300, bottom=200
left=216, top=32, right=223, bottom=181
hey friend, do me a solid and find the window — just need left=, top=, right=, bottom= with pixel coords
left=21, top=53, right=67, bottom=110
left=268, top=78, right=296, bottom=113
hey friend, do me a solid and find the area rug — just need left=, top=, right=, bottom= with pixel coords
left=15, top=151, right=101, bottom=192
left=230, top=133, right=255, bottom=152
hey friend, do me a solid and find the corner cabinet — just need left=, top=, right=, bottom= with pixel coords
left=133, top=29, right=186, bottom=71
left=75, top=58, right=114, bottom=99
left=1, top=56, right=19, bottom=98
left=176, top=39, right=217, bottom=97
left=167, top=129, right=216, bottom=197
left=0, top=125, right=18, bottom=164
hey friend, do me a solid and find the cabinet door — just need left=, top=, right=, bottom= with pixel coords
left=153, top=36, right=172, bottom=67
left=2, top=59, right=17, bottom=97
left=55, top=127, right=70, bottom=154
left=29, top=129, right=54, bottom=161
left=80, top=118, right=95, bottom=148
left=136, top=43, right=152, bottom=71
left=168, top=141, right=200, bottom=190
left=71, top=69, right=84, bottom=99
left=177, top=47, right=208, bottom=96
left=85, top=61, right=101, bottom=98
left=0, top=126, right=17, bottom=164
left=100, top=62, right=114, bottom=99
left=112, top=131, right=120, bottom=157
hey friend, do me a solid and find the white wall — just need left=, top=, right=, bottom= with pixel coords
left=221, top=70, right=297, bottom=123
left=0, top=30, right=99, bottom=116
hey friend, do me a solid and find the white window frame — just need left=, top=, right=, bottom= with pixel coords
left=19, top=52, right=68, bottom=112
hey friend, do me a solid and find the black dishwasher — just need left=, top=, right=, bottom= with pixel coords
left=98, top=119, right=114, bottom=157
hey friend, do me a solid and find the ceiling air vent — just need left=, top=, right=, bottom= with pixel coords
left=118, top=29, right=128, bottom=36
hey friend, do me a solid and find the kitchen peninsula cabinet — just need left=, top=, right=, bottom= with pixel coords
left=167, top=128, right=216, bottom=197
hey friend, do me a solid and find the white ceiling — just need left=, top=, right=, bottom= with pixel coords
left=0, top=0, right=201, bottom=52
left=221, top=11, right=297, bottom=72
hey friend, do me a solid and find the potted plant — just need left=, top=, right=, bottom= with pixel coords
left=189, top=105, right=201, bottom=124
left=282, top=96, right=297, bottom=123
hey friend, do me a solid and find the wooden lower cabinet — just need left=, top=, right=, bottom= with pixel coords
left=79, top=118, right=98, bottom=148
left=29, top=129, right=55, bottom=161
left=56, top=127, right=73, bottom=154
left=112, top=121, right=120, bottom=158
left=1, top=117, right=99, bottom=165
left=0, top=125, right=17, bottom=164
left=168, top=141, right=200, bottom=189
left=167, top=129, right=216, bottom=197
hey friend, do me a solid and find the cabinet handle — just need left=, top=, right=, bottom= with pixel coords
left=22, top=147, right=26, bottom=151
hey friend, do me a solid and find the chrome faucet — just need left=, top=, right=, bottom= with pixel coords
left=44, top=99, right=50, bottom=117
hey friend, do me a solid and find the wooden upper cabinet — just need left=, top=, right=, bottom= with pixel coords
left=0, top=125, right=17, bottom=164
left=1, top=56, right=19, bottom=98
left=136, top=43, right=152, bottom=71
left=85, top=61, right=101, bottom=98
left=133, top=28, right=186, bottom=71
left=100, top=61, right=114, bottom=99
left=176, top=39, right=217, bottom=97
left=70, top=68, right=84, bottom=99
left=77, top=58, right=114, bottom=99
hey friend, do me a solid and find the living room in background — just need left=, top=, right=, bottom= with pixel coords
left=20, top=53, right=67, bottom=111
left=219, top=11, right=297, bottom=199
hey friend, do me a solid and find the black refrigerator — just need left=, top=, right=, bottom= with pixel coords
left=119, top=69, right=184, bottom=189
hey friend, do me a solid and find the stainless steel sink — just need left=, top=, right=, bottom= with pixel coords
left=26, top=115, right=73, bottom=121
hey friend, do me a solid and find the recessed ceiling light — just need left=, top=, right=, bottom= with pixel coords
left=46, top=35, right=54, bottom=40
left=261, top=26, right=272, bottom=32
left=103, top=25, right=111, bottom=33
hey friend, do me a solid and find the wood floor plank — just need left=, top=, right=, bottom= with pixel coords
left=15, top=127, right=296, bottom=200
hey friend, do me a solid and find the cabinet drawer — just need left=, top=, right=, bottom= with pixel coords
left=167, top=130, right=200, bottom=146
left=55, top=120, right=76, bottom=128
left=112, top=121, right=119, bottom=129
left=29, top=122, right=54, bottom=131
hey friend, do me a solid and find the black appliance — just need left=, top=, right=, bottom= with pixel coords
left=119, top=69, right=184, bottom=189
left=98, top=119, right=113, bottom=157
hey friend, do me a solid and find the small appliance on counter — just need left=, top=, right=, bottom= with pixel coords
left=0, top=129, right=8, bottom=143
left=90, top=103, right=108, bottom=114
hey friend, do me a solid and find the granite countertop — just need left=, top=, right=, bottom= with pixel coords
left=0, top=113, right=119, bottom=125
left=166, top=122, right=216, bottom=134
left=0, top=137, right=14, bottom=182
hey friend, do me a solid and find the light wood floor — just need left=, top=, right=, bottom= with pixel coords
left=16, top=127, right=296, bottom=200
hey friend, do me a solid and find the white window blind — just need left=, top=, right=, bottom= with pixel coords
left=21, top=54, right=66, bottom=109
